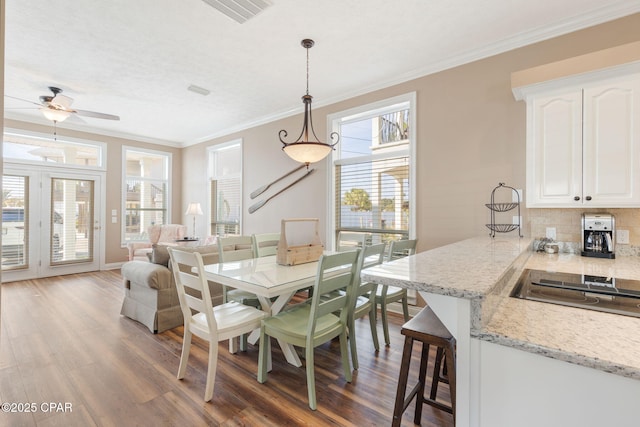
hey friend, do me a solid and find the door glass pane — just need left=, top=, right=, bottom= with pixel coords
left=2, top=175, right=28, bottom=270
left=50, top=178, right=94, bottom=265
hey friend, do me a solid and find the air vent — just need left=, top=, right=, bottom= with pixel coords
left=188, top=85, right=211, bottom=96
left=202, top=0, right=272, bottom=24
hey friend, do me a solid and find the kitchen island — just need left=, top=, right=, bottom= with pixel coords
left=362, top=236, right=640, bottom=427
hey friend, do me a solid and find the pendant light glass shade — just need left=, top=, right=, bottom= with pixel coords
left=282, top=141, right=333, bottom=164
left=280, top=39, right=339, bottom=167
left=41, top=108, right=71, bottom=122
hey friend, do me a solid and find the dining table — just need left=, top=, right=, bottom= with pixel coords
left=203, top=254, right=325, bottom=367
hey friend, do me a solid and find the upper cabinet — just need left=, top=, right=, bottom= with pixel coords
left=525, top=75, right=640, bottom=208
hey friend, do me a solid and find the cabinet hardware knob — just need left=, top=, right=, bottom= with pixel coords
left=574, top=196, right=580, bottom=201
left=585, top=196, right=592, bottom=201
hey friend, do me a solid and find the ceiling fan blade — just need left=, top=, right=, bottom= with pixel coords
left=74, top=109, right=120, bottom=120
left=5, top=94, right=43, bottom=107
left=50, top=94, right=74, bottom=109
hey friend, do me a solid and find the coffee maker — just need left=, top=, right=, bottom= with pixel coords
left=581, top=213, right=615, bottom=259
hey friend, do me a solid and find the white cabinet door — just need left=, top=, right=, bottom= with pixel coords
left=526, top=91, right=583, bottom=207
left=583, top=77, right=640, bottom=207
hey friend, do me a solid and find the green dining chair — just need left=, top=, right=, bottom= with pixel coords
left=375, top=239, right=417, bottom=346
left=257, top=250, right=360, bottom=410
left=251, top=232, right=280, bottom=257
left=349, top=243, right=386, bottom=370
left=336, top=231, right=369, bottom=252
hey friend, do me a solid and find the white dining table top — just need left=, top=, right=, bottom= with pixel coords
left=202, top=255, right=322, bottom=299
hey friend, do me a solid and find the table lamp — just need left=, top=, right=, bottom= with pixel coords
left=185, top=202, right=203, bottom=238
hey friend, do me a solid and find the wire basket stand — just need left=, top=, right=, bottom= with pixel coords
left=486, top=183, right=522, bottom=238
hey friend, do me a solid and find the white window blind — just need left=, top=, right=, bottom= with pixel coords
left=209, top=141, right=242, bottom=236
left=336, top=155, right=410, bottom=242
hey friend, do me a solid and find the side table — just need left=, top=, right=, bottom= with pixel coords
left=175, top=238, right=199, bottom=247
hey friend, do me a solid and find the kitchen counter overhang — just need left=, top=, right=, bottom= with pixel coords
left=361, top=236, right=640, bottom=379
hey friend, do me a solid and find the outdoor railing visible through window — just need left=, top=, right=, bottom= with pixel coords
left=380, top=109, right=410, bottom=144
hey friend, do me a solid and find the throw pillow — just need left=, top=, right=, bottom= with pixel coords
left=151, top=244, right=170, bottom=267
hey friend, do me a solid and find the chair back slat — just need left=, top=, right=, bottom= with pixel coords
left=337, top=231, right=370, bottom=252
left=218, top=236, right=255, bottom=262
left=356, top=243, right=386, bottom=297
left=309, top=250, right=360, bottom=332
left=168, top=247, right=217, bottom=335
left=388, top=239, right=417, bottom=261
left=252, top=233, right=280, bottom=257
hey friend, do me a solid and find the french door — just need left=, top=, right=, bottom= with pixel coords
left=2, top=166, right=103, bottom=281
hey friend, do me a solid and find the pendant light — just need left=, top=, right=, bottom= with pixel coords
left=280, top=39, right=339, bottom=167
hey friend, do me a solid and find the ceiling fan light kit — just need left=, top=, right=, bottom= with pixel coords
left=6, top=86, right=120, bottom=124
left=40, top=107, right=71, bottom=122
left=279, top=39, right=339, bottom=168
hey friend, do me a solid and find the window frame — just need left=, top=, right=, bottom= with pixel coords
left=326, top=92, right=417, bottom=250
left=207, top=139, right=243, bottom=237
left=121, top=146, right=172, bottom=245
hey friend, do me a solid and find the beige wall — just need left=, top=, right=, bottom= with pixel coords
left=4, top=119, right=183, bottom=264
left=183, top=14, right=640, bottom=252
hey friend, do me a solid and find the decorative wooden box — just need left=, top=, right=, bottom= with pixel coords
left=276, top=218, right=324, bottom=266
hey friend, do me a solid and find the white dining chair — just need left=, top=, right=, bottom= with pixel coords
left=167, top=247, right=267, bottom=402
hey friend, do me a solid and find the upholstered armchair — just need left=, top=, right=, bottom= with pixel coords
left=127, top=224, right=188, bottom=261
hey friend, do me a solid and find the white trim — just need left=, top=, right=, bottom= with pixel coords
left=103, top=261, right=126, bottom=270
left=333, top=149, right=410, bottom=167
left=513, top=61, right=640, bottom=101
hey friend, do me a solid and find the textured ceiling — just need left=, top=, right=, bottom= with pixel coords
left=4, top=0, right=640, bottom=147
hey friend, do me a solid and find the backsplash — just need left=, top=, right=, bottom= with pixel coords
left=528, top=208, right=640, bottom=256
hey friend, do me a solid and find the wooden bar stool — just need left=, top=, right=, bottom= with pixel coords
left=392, top=306, right=456, bottom=426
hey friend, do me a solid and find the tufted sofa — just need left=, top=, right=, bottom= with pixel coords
left=120, top=243, right=223, bottom=333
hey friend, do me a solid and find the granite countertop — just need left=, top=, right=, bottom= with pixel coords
left=361, top=236, right=532, bottom=299
left=361, top=236, right=640, bottom=380
left=480, top=252, right=640, bottom=380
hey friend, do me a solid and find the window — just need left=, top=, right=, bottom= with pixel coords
left=329, top=93, right=416, bottom=248
left=3, top=130, right=105, bottom=169
left=122, top=147, right=171, bottom=243
left=208, top=140, right=242, bottom=236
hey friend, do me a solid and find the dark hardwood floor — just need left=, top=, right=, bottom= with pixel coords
left=0, top=271, right=453, bottom=426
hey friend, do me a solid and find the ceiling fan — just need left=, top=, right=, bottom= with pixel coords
left=6, top=86, right=120, bottom=122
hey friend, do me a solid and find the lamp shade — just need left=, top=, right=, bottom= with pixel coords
left=185, top=202, right=203, bottom=216
left=41, top=108, right=71, bottom=122
left=283, top=142, right=333, bottom=164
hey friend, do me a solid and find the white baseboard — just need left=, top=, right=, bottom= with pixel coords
left=103, top=262, right=126, bottom=270
left=386, top=301, right=423, bottom=318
